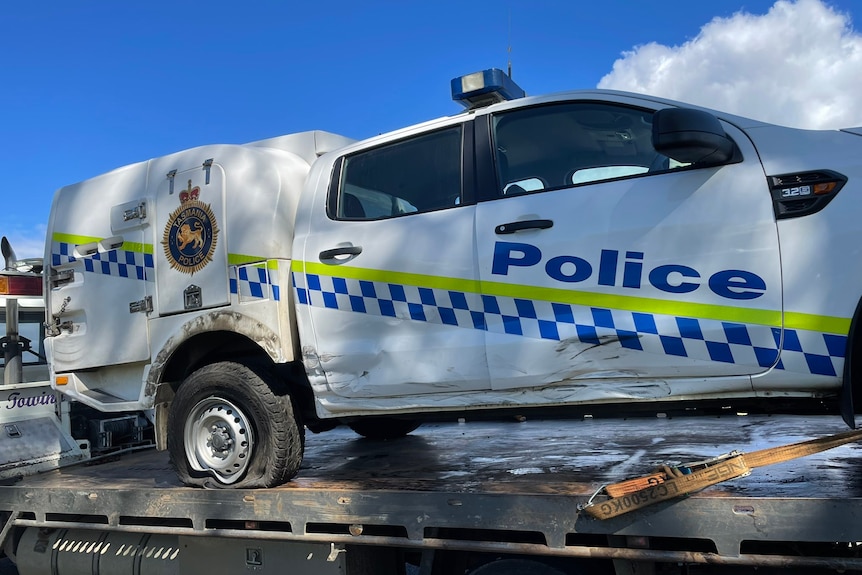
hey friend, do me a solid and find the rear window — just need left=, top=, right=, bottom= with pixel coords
left=332, top=126, right=463, bottom=220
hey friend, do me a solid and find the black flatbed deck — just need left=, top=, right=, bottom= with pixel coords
left=3, top=413, right=862, bottom=567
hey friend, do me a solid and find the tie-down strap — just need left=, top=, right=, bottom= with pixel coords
left=580, top=427, right=862, bottom=520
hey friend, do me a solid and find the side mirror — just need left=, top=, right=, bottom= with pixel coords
left=652, top=108, right=735, bottom=165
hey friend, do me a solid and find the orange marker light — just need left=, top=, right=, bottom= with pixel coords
left=814, top=182, right=838, bottom=195
left=55, top=376, right=69, bottom=386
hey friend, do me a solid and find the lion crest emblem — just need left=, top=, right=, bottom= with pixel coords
left=162, top=180, right=219, bottom=274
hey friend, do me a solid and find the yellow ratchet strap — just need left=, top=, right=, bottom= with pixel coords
left=580, top=428, right=862, bottom=520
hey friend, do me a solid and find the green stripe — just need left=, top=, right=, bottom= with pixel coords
left=228, top=253, right=265, bottom=266
left=227, top=256, right=282, bottom=271
left=479, top=278, right=782, bottom=327
left=122, top=242, right=153, bottom=255
left=52, top=232, right=102, bottom=245
left=297, top=261, right=481, bottom=293
left=54, top=237, right=280, bottom=269
left=292, top=260, right=849, bottom=334
left=785, top=311, right=850, bottom=334
left=53, top=233, right=153, bottom=255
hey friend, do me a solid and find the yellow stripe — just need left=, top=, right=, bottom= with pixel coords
left=52, top=233, right=153, bottom=255
left=292, top=260, right=849, bottom=334
left=53, top=235, right=278, bottom=267
left=121, top=241, right=153, bottom=255
left=785, top=311, right=850, bottom=334
left=228, top=253, right=265, bottom=266
left=226, top=256, right=282, bottom=271
left=53, top=237, right=281, bottom=270
left=479, top=278, right=783, bottom=327
left=297, top=261, right=481, bottom=293
left=52, top=232, right=102, bottom=245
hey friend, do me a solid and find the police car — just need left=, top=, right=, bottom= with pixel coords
left=45, top=69, right=862, bottom=487
left=292, top=69, right=858, bottom=430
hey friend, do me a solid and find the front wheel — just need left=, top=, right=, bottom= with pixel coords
left=167, top=361, right=304, bottom=488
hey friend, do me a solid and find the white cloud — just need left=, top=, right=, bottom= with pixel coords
left=1, top=226, right=46, bottom=263
left=598, top=0, right=862, bottom=129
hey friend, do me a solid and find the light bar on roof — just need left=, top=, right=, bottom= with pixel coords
left=451, top=68, right=526, bottom=110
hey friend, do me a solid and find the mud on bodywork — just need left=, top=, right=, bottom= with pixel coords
left=148, top=310, right=285, bottom=402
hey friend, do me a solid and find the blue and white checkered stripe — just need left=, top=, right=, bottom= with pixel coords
left=293, top=271, right=846, bottom=378
left=54, top=240, right=284, bottom=303
left=230, top=263, right=281, bottom=302
left=53, top=242, right=154, bottom=281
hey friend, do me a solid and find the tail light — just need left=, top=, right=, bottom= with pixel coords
left=0, top=272, right=43, bottom=296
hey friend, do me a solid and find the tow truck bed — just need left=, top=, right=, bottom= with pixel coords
left=2, top=413, right=861, bottom=570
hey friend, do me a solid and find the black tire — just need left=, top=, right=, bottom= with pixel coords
left=348, top=417, right=421, bottom=440
left=167, top=361, right=304, bottom=488
left=470, top=559, right=567, bottom=575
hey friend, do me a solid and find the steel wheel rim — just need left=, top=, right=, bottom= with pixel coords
left=183, top=396, right=253, bottom=484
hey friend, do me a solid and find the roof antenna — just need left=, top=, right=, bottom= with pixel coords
left=507, top=7, right=513, bottom=78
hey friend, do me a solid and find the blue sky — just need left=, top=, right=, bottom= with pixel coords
left=2, top=0, right=860, bottom=258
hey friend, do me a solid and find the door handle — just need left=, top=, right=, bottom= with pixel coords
left=319, top=245, right=363, bottom=260
left=494, top=219, right=554, bottom=234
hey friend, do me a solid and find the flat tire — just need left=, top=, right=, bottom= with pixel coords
left=167, top=361, right=304, bottom=488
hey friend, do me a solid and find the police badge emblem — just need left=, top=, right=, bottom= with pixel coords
left=162, top=180, right=219, bottom=274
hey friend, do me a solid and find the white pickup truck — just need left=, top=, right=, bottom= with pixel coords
left=44, top=69, right=862, bottom=487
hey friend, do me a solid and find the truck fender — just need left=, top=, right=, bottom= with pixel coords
left=147, top=309, right=288, bottom=403
left=841, top=296, right=862, bottom=428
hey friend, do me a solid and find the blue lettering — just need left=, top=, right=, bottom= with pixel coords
left=492, top=242, right=542, bottom=276
left=622, top=251, right=644, bottom=289
left=546, top=256, right=592, bottom=283
left=489, top=241, right=766, bottom=301
left=708, top=270, right=767, bottom=300
left=648, top=265, right=700, bottom=294
left=597, top=250, right=618, bottom=286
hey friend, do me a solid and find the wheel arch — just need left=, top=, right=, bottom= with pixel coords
left=147, top=310, right=313, bottom=448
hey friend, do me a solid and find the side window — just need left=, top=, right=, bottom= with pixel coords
left=492, top=103, right=691, bottom=196
left=333, top=126, right=462, bottom=220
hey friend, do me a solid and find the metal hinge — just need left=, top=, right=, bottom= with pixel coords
left=202, top=159, right=214, bottom=185
left=167, top=169, right=178, bottom=195
left=129, top=296, right=153, bottom=314
left=49, top=269, right=74, bottom=289
left=123, top=201, right=147, bottom=222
